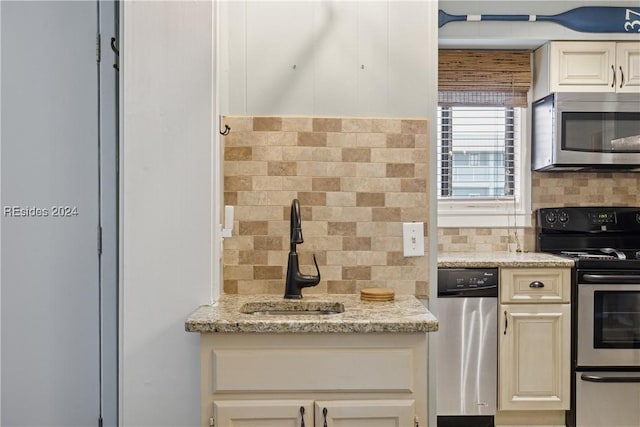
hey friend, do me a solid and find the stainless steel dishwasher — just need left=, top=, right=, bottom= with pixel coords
left=437, top=267, right=498, bottom=427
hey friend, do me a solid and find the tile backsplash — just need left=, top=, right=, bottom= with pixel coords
left=222, top=116, right=429, bottom=297
left=438, top=171, right=640, bottom=252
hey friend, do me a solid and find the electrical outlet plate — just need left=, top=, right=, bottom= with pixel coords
left=403, top=222, right=424, bottom=257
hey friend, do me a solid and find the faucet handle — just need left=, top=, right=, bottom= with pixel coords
left=311, top=254, right=321, bottom=280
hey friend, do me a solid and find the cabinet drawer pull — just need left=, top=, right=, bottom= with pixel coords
left=323, top=407, right=328, bottom=427
left=529, top=281, right=545, bottom=288
left=300, top=406, right=305, bottom=427
left=620, top=66, right=625, bottom=88
left=503, top=310, right=508, bottom=335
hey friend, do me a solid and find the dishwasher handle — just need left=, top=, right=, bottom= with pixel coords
left=581, top=373, right=640, bottom=383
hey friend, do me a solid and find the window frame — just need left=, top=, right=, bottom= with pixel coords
left=437, top=105, right=531, bottom=228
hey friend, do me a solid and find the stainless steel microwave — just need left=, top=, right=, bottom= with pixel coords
left=532, top=93, right=640, bottom=171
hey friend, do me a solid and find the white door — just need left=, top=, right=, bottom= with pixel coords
left=551, top=41, right=616, bottom=92
left=616, top=42, right=640, bottom=93
left=1, top=1, right=103, bottom=424
left=315, top=400, right=415, bottom=427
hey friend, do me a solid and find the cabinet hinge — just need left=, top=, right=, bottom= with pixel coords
left=96, top=33, right=101, bottom=62
left=97, top=225, right=102, bottom=256
left=209, top=417, right=215, bottom=427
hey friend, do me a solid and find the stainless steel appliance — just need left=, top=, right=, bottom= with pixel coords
left=537, top=207, right=640, bottom=427
left=437, top=268, right=497, bottom=427
left=532, top=93, right=640, bottom=171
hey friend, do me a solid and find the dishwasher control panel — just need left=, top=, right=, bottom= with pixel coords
left=438, top=268, right=498, bottom=297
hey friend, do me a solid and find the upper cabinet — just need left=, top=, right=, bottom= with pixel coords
left=220, top=0, right=436, bottom=116
left=534, top=41, right=640, bottom=100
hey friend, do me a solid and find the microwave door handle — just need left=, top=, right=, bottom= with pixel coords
left=581, top=374, right=640, bottom=383
left=582, top=273, right=640, bottom=283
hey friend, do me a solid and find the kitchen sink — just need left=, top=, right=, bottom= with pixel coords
left=239, top=301, right=345, bottom=316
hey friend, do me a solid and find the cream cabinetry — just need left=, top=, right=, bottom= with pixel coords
left=201, top=333, right=427, bottom=427
left=498, top=268, right=571, bottom=411
left=533, top=41, right=640, bottom=99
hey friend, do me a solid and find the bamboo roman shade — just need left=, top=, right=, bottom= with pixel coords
left=439, top=50, right=532, bottom=107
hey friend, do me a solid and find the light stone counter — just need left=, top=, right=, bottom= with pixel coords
left=438, top=251, right=574, bottom=268
left=186, top=294, right=438, bottom=334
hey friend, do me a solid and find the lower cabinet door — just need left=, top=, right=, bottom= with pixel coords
left=315, top=400, right=415, bottom=427
left=214, top=400, right=314, bottom=427
left=499, top=304, right=570, bottom=411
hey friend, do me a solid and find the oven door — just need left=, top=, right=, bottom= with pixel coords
left=577, top=277, right=640, bottom=367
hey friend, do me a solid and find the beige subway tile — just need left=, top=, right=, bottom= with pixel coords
left=372, top=236, right=401, bottom=251
left=415, top=280, right=429, bottom=298
left=414, top=134, right=428, bottom=148
left=371, top=148, right=416, bottom=163
left=389, top=280, right=420, bottom=295
left=298, top=191, right=327, bottom=206
left=372, top=207, right=401, bottom=222
left=235, top=205, right=284, bottom=221
left=387, top=251, right=412, bottom=266
left=326, top=162, right=357, bottom=177
left=343, top=237, right=372, bottom=251
left=267, top=191, right=300, bottom=206
left=222, top=235, right=253, bottom=250
left=224, top=265, right=254, bottom=280
left=342, top=266, right=371, bottom=280
left=313, top=118, right=342, bottom=132
left=252, top=176, right=284, bottom=191
left=371, top=265, right=414, bottom=280
left=326, top=191, right=356, bottom=207
left=267, top=251, right=289, bottom=267
left=401, top=119, right=428, bottom=135
left=301, top=221, right=328, bottom=237
left=268, top=221, right=289, bottom=239
left=298, top=132, right=327, bottom=146
left=312, top=147, right=342, bottom=162
left=224, top=161, right=268, bottom=176
left=356, top=221, right=387, bottom=237
left=224, top=249, right=239, bottom=265
left=266, top=131, right=297, bottom=147
left=303, top=236, right=343, bottom=252
left=296, top=161, right=329, bottom=177
left=356, top=133, right=386, bottom=148
left=386, top=134, right=415, bottom=148
left=326, top=132, right=357, bottom=147
left=282, top=117, right=313, bottom=132
left=267, top=161, right=297, bottom=176
left=279, top=176, right=311, bottom=192
left=224, top=146, right=253, bottom=161
left=312, top=177, right=341, bottom=192
left=223, top=116, right=253, bottom=131
left=253, top=117, right=282, bottom=131
left=356, top=251, right=387, bottom=266
left=356, top=163, right=386, bottom=178
left=237, top=191, right=268, bottom=206
left=327, top=280, right=357, bottom=294
left=282, top=146, right=314, bottom=161
left=401, top=178, right=427, bottom=192
left=239, top=250, right=268, bottom=265
left=236, top=280, right=267, bottom=295
left=253, top=265, right=283, bottom=280
left=400, top=207, right=428, bottom=222
left=328, top=221, right=357, bottom=236
left=356, top=192, right=385, bottom=207
left=239, top=220, right=268, bottom=235
left=224, top=130, right=268, bottom=148
left=371, top=118, right=402, bottom=133
left=327, top=250, right=357, bottom=266
left=253, top=146, right=283, bottom=161
left=412, top=149, right=427, bottom=164
left=312, top=206, right=372, bottom=222
left=342, top=118, right=372, bottom=133
left=386, top=163, right=416, bottom=178
left=225, top=176, right=253, bottom=191
left=342, top=147, right=371, bottom=162
left=224, top=192, right=238, bottom=205
left=223, top=279, right=238, bottom=294
left=386, top=192, right=427, bottom=207
left=254, top=236, right=284, bottom=251
left=297, top=251, right=327, bottom=266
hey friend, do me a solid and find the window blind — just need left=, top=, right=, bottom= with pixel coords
left=437, top=106, right=521, bottom=200
left=439, top=50, right=531, bottom=107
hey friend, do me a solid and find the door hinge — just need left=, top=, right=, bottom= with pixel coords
left=96, top=33, right=101, bottom=62
left=97, top=225, right=102, bottom=256
left=98, top=416, right=103, bottom=427
left=209, top=417, right=215, bottom=427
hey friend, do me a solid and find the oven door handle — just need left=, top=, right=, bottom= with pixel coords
left=581, top=373, right=640, bottom=383
left=582, top=273, right=640, bottom=283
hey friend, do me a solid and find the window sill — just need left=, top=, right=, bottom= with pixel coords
left=438, top=203, right=532, bottom=228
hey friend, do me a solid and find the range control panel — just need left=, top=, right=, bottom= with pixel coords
left=538, top=207, right=640, bottom=232
left=438, top=268, right=498, bottom=297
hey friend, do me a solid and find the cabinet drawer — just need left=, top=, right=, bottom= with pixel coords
left=500, top=268, right=570, bottom=303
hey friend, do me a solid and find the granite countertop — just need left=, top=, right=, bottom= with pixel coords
left=185, top=294, right=438, bottom=334
left=438, top=251, right=574, bottom=268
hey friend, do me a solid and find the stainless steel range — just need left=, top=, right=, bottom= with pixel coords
left=537, top=207, right=640, bottom=427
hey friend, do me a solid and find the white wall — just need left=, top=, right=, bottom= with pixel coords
left=439, top=0, right=640, bottom=48
left=120, top=1, right=215, bottom=425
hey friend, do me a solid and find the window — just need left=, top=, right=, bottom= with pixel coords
left=437, top=105, right=529, bottom=227
left=438, top=50, right=532, bottom=228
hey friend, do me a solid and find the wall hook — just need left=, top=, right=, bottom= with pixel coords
left=219, top=116, right=231, bottom=136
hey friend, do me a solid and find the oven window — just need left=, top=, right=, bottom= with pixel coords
left=594, top=291, right=640, bottom=348
left=562, top=112, right=640, bottom=152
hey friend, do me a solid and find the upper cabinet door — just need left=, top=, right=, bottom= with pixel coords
left=616, top=42, right=640, bottom=93
left=245, top=1, right=314, bottom=114
left=214, top=400, right=314, bottom=427
left=550, top=42, right=616, bottom=92
left=315, top=400, right=415, bottom=427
